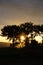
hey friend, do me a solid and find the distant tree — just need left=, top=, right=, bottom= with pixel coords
left=1, top=25, right=20, bottom=48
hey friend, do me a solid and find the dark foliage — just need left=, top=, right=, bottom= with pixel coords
left=1, top=22, right=43, bottom=48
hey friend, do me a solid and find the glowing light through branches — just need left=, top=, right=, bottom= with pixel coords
left=15, top=42, right=25, bottom=48
left=34, top=35, right=42, bottom=44
left=19, top=33, right=26, bottom=43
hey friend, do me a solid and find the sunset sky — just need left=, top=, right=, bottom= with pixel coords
left=0, top=0, right=43, bottom=28
left=0, top=0, right=43, bottom=43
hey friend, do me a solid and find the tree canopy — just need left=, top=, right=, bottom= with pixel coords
left=1, top=22, right=43, bottom=48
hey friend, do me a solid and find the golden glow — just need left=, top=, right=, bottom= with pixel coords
left=15, top=33, right=26, bottom=48
left=29, top=38, right=32, bottom=44
left=0, top=36, right=11, bottom=43
left=0, top=31, right=43, bottom=47
left=32, top=31, right=35, bottom=34
left=15, top=42, right=25, bottom=48
left=19, top=33, right=26, bottom=42
left=16, top=39, right=20, bottom=43
left=34, top=35, right=42, bottom=44
left=20, top=35, right=25, bottom=42
left=27, top=34, right=31, bottom=38
left=40, top=33, right=43, bottom=37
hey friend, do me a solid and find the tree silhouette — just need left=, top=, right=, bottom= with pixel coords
left=1, top=22, right=43, bottom=48
left=1, top=25, right=20, bottom=48
left=40, top=25, right=43, bottom=32
left=20, top=22, right=33, bottom=35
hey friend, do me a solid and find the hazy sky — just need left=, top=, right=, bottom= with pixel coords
left=0, top=0, right=43, bottom=30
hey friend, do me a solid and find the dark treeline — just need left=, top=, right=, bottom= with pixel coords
left=1, top=22, right=43, bottom=48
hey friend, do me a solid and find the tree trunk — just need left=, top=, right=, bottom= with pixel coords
left=42, top=37, right=43, bottom=43
left=12, top=38, right=14, bottom=48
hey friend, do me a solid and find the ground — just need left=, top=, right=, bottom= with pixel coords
left=0, top=47, right=43, bottom=65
